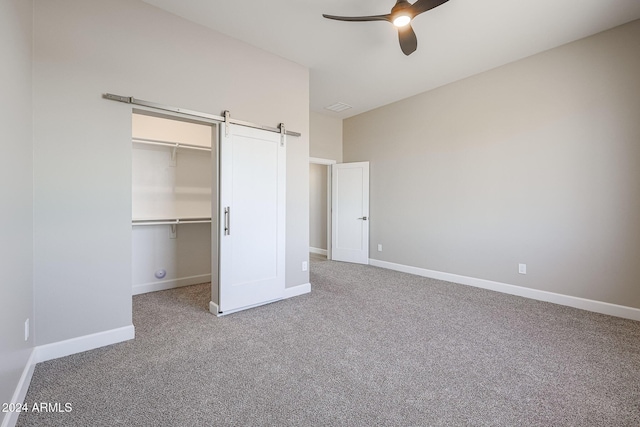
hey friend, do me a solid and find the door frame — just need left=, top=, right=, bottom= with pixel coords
left=309, top=157, right=336, bottom=261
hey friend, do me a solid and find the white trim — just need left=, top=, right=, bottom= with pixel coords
left=133, top=274, right=211, bottom=295
left=309, top=157, right=336, bottom=165
left=1, top=349, right=36, bottom=427
left=309, top=247, right=328, bottom=256
left=284, top=282, right=311, bottom=299
left=369, top=259, right=640, bottom=321
left=35, top=325, right=135, bottom=363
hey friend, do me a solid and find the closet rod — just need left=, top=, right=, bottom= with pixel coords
left=103, top=93, right=302, bottom=137
left=132, top=218, right=212, bottom=226
left=132, top=137, right=211, bottom=152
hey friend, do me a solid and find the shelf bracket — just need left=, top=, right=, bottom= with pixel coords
left=279, top=123, right=285, bottom=147
left=169, top=224, right=177, bottom=239
left=169, top=144, right=178, bottom=167
left=224, top=110, right=231, bottom=137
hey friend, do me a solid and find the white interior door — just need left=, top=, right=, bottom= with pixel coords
left=331, top=162, right=369, bottom=264
left=214, top=124, right=286, bottom=315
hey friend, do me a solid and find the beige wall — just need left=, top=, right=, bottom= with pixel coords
left=33, top=0, right=309, bottom=346
left=0, top=0, right=35, bottom=418
left=310, top=111, right=343, bottom=162
left=344, top=20, right=640, bottom=309
left=132, top=113, right=212, bottom=148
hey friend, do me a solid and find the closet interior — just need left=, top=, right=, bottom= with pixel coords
left=131, top=112, right=216, bottom=295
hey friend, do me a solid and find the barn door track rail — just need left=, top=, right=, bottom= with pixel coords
left=103, top=93, right=301, bottom=137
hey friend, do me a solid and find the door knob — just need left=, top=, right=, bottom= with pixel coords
left=358, top=216, right=368, bottom=220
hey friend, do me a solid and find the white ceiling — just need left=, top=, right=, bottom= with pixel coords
left=142, top=0, right=640, bottom=119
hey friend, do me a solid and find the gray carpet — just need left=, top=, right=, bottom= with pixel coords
left=18, top=260, right=640, bottom=426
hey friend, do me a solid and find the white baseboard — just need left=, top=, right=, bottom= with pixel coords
left=309, top=247, right=328, bottom=256
left=369, top=259, right=640, bottom=322
left=284, top=282, right=311, bottom=299
left=35, top=325, right=135, bottom=364
left=1, top=326, right=135, bottom=427
left=133, top=274, right=211, bottom=295
left=1, top=349, right=36, bottom=427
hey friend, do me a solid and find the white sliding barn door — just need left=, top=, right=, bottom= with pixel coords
left=215, top=124, right=286, bottom=315
left=331, top=162, right=369, bottom=264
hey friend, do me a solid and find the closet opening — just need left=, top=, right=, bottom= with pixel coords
left=131, top=110, right=218, bottom=305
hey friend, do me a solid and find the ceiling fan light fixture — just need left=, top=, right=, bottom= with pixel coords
left=392, top=15, right=411, bottom=27
left=322, top=0, right=451, bottom=55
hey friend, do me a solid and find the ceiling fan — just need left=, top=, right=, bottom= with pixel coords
left=323, top=0, right=450, bottom=56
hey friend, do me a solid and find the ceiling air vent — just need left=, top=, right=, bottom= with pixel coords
left=324, top=102, right=352, bottom=113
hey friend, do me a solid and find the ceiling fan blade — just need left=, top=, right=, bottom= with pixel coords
left=410, top=0, right=450, bottom=16
left=398, top=24, right=417, bottom=55
left=322, top=14, right=391, bottom=23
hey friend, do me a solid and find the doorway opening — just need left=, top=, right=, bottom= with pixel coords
left=309, top=158, right=371, bottom=266
left=309, top=157, right=336, bottom=263
left=131, top=110, right=217, bottom=303
left=127, top=98, right=291, bottom=317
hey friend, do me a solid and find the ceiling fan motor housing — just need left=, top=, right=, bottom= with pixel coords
left=392, top=0, right=415, bottom=20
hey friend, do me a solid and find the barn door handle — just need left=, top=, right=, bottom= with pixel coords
left=358, top=216, right=368, bottom=221
left=224, top=207, right=231, bottom=235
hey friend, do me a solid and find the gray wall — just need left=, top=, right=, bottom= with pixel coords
left=33, top=0, right=309, bottom=346
left=0, top=0, right=35, bottom=418
left=344, top=20, right=640, bottom=309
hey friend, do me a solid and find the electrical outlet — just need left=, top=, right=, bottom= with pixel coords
left=519, top=264, right=527, bottom=275
left=378, top=244, right=383, bottom=252
left=24, top=318, right=29, bottom=341
left=302, top=261, right=308, bottom=272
